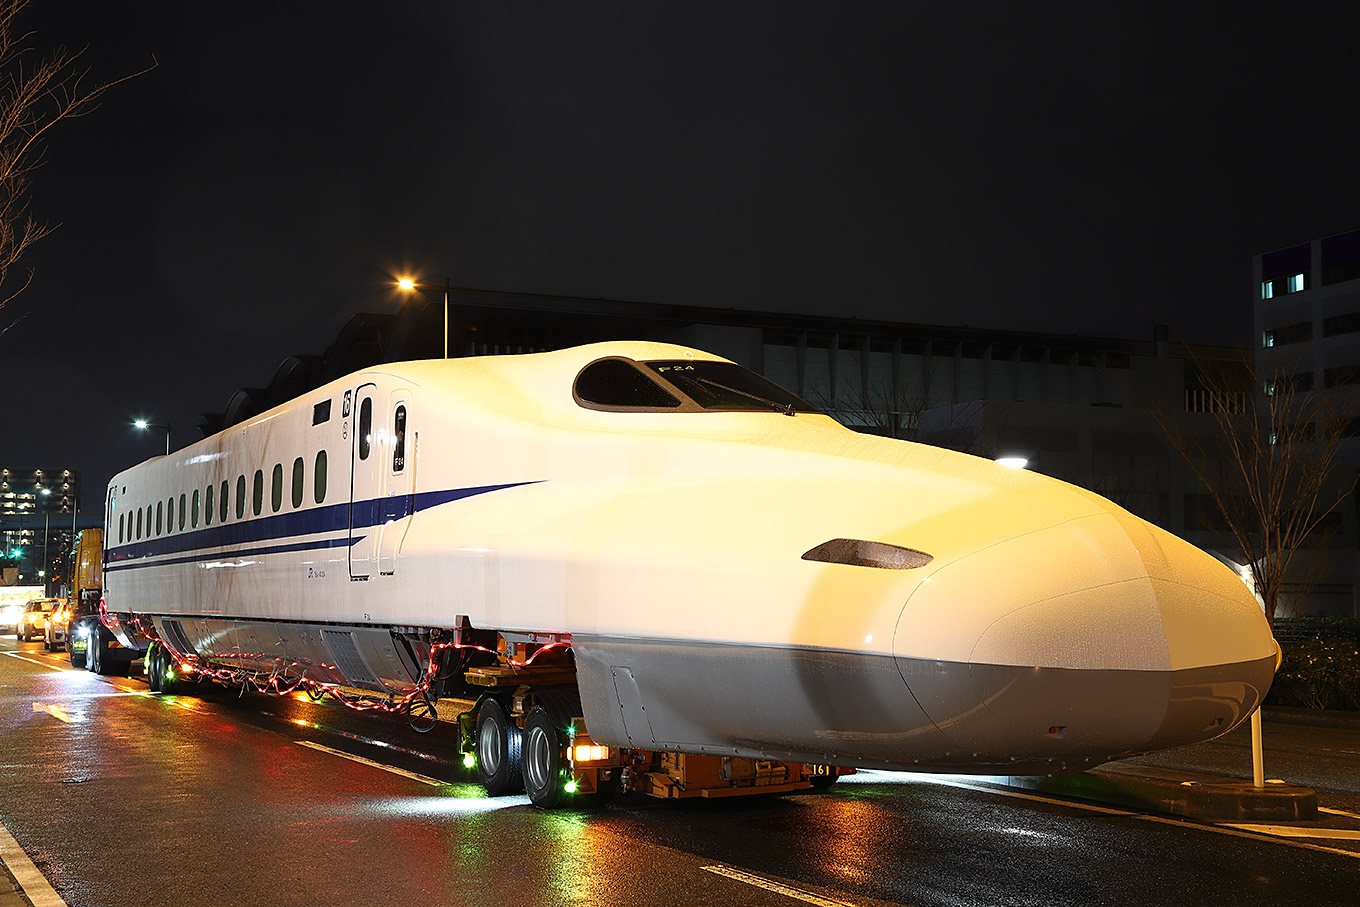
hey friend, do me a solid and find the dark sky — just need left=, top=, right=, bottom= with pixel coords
left=4, top=1, right=1360, bottom=504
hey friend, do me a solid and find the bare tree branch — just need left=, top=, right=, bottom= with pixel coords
left=1141, top=344, right=1358, bottom=621
left=0, top=0, right=153, bottom=310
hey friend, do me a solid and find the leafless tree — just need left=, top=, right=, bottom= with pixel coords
left=1142, top=345, right=1358, bottom=622
left=0, top=0, right=149, bottom=309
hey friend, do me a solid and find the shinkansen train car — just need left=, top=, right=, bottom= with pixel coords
left=102, top=341, right=1278, bottom=808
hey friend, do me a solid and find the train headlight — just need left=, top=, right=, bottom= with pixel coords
left=802, top=538, right=933, bottom=570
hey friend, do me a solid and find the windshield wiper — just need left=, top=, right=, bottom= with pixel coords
left=694, top=377, right=796, bottom=416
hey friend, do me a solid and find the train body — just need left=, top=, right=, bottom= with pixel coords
left=101, top=341, right=1277, bottom=806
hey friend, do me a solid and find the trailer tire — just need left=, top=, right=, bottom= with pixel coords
left=523, top=705, right=570, bottom=810
left=147, top=645, right=163, bottom=693
left=88, top=633, right=103, bottom=675
left=475, top=699, right=523, bottom=796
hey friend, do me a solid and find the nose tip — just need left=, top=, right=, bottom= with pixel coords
left=893, top=510, right=1278, bottom=766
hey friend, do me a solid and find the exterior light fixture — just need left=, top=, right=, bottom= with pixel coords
left=395, top=276, right=453, bottom=359
left=995, top=456, right=1028, bottom=470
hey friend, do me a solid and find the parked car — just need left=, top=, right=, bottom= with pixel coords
left=16, top=599, right=59, bottom=641
left=44, top=601, right=70, bottom=651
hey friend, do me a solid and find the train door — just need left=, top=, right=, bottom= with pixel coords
left=378, top=391, right=413, bottom=575
left=348, top=382, right=381, bottom=579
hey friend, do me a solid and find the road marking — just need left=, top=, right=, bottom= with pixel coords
left=1221, top=824, right=1360, bottom=841
left=901, top=774, right=1360, bottom=861
left=701, top=866, right=861, bottom=907
left=32, top=702, right=75, bottom=723
left=295, top=741, right=444, bottom=786
left=1319, top=806, right=1360, bottom=820
left=3, top=652, right=66, bottom=672
left=0, top=817, right=69, bottom=907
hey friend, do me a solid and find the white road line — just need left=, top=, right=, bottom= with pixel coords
left=31, top=702, right=75, bottom=723
left=0, top=817, right=69, bottom=907
left=701, top=866, right=861, bottom=907
left=1319, top=806, right=1360, bottom=820
left=911, top=775, right=1360, bottom=861
left=295, top=741, right=444, bottom=786
left=2, top=652, right=66, bottom=671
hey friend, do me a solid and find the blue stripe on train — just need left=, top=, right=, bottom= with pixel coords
left=103, top=481, right=538, bottom=570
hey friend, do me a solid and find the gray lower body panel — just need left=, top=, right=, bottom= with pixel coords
left=150, top=616, right=426, bottom=694
left=573, top=636, right=1276, bottom=774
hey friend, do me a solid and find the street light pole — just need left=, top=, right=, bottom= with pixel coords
left=134, top=419, right=171, bottom=455
left=397, top=277, right=454, bottom=359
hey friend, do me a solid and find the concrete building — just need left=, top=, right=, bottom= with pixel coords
left=0, top=467, right=80, bottom=587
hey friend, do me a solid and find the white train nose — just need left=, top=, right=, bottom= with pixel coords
left=892, top=508, right=1277, bottom=770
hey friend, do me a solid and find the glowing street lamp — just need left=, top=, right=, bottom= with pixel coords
left=134, top=419, right=171, bottom=455
left=396, top=276, right=453, bottom=359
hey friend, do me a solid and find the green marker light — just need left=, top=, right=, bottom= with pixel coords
left=564, top=779, right=577, bottom=794
left=463, top=753, right=475, bottom=769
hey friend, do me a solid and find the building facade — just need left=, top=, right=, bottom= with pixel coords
left=0, top=467, right=80, bottom=588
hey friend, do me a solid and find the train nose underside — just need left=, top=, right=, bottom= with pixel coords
left=892, top=510, right=1278, bottom=774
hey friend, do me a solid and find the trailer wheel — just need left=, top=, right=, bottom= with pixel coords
left=88, top=632, right=102, bottom=674
left=523, top=706, right=566, bottom=809
left=475, top=699, right=523, bottom=796
left=147, top=645, right=163, bottom=693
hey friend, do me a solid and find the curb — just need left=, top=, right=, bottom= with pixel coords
left=992, top=762, right=1318, bottom=822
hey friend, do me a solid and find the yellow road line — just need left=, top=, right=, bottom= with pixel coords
left=701, top=866, right=862, bottom=907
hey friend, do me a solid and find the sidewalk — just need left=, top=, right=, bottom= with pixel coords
left=991, top=706, right=1360, bottom=821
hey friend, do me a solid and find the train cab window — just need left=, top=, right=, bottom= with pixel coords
left=314, top=451, right=328, bottom=503
left=252, top=470, right=264, bottom=516
left=358, top=397, right=373, bottom=460
left=220, top=480, right=229, bottom=522
left=136, top=507, right=143, bottom=540
left=192, top=489, right=200, bottom=528
left=236, top=475, right=246, bottom=519
left=271, top=463, right=283, bottom=513
left=156, top=501, right=163, bottom=536
left=119, top=513, right=124, bottom=544
left=393, top=405, right=407, bottom=472
left=205, top=484, right=215, bottom=526
left=644, top=361, right=820, bottom=414
left=179, top=493, right=186, bottom=531
left=574, top=358, right=682, bottom=410
left=292, top=457, right=304, bottom=508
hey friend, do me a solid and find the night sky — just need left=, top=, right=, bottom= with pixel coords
left=4, top=1, right=1360, bottom=505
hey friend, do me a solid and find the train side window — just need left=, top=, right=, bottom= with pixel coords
left=156, top=501, right=163, bottom=536
left=236, top=475, right=246, bottom=519
left=179, top=493, right=187, bottom=531
left=205, top=483, right=215, bottom=526
left=192, top=489, right=200, bottom=528
left=119, top=513, right=124, bottom=544
left=359, top=397, right=373, bottom=460
left=392, top=405, right=407, bottom=472
left=271, top=463, right=283, bottom=513
left=292, top=457, right=304, bottom=508
left=314, top=450, right=327, bottom=503
left=147, top=505, right=154, bottom=537
left=253, top=469, right=264, bottom=516
left=166, top=497, right=174, bottom=533
left=220, top=480, right=229, bottom=523
left=137, top=507, right=143, bottom=540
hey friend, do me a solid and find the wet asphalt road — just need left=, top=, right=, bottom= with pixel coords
left=2, top=635, right=1359, bottom=907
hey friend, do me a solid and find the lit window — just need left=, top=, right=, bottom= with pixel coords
left=1289, top=273, right=1305, bottom=293
left=1263, top=331, right=1275, bottom=348
left=1262, top=280, right=1274, bottom=300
